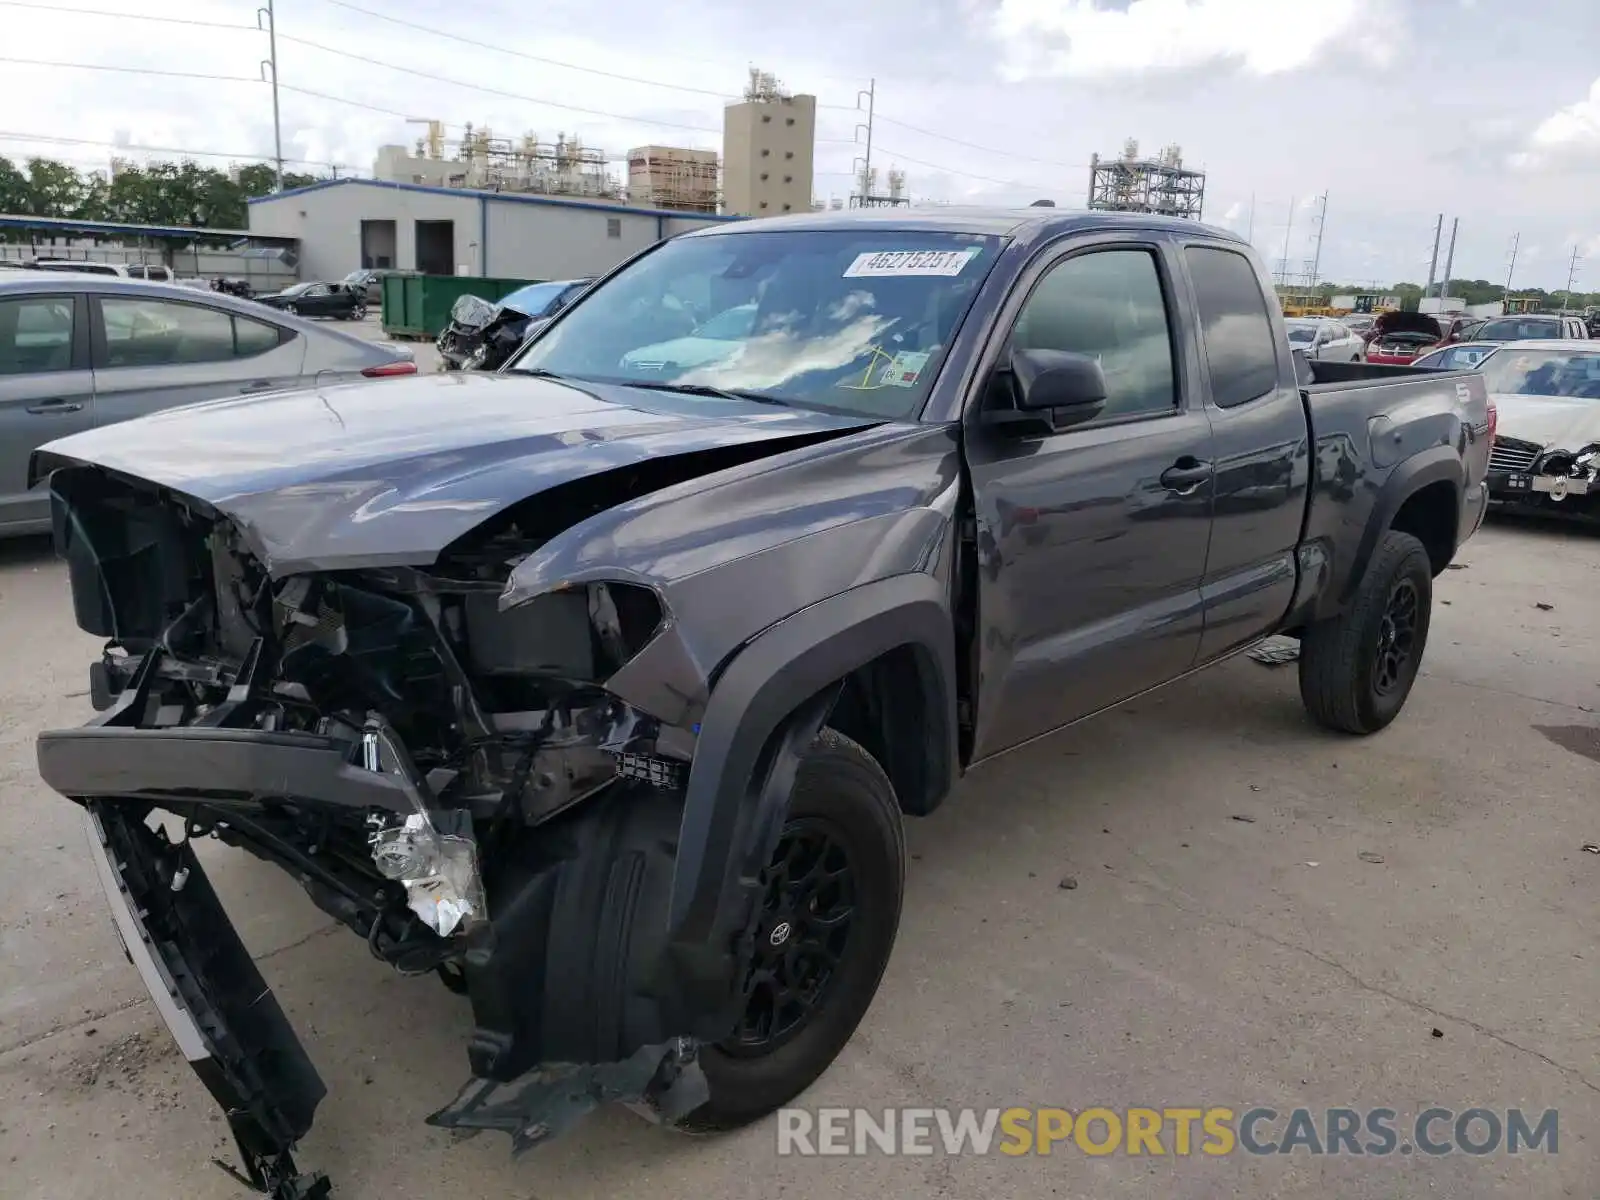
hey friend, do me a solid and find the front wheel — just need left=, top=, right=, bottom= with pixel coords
left=1299, top=529, right=1433, bottom=734
left=684, top=728, right=904, bottom=1130
left=353, top=304, right=368, bottom=320
left=284, top=303, right=298, bottom=315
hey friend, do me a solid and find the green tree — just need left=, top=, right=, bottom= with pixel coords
left=24, top=157, right=86, bottom=217
left=0, top=156, right=29, bottom=212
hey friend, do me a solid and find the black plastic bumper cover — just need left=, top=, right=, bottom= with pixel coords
left=37, top=725, right=417, bottom=814
left=82, top=799, right=329, bottom=1198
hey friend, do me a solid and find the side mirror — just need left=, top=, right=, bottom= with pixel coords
left=985, top=347, right=1107, bottom=435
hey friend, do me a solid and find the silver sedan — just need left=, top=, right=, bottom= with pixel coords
left=1285, top=317, right=1367, bottom=362
left=0, top=272, right=416, bottom=537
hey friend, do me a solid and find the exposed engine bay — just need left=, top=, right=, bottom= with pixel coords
left=41, top=464, right=727, bottom=1196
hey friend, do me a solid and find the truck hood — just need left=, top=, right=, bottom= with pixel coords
left=1491, top=392, right=1600, bottom=452
left=33, top=370, right=878, bottom=575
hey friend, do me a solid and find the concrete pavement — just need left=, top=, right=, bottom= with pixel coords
left=2, top=517, right=1597, bottom=1198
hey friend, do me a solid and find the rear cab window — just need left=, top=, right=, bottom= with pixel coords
left=1185, top=246, right=1281, bottom=408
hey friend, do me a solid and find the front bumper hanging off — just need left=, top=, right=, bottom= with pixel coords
left=81, top=799, right=330, bottom=1200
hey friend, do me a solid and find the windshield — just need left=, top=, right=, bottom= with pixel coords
left=1285, top=324, right=1317, bottom=344
left=1481, top=348, right=1600, bottom=398
left=500, top=281, right=576, bottom=315
left=509, top=229, right=1004, bottom=418
left=1475, top=317, right=1562, bottom=341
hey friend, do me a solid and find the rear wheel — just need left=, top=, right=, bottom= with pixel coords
left=353, top=304, right=368, bottom=320
left=1299, top=530, right=1433, bottom=734
left=684, top=728, right=904, bottom=1130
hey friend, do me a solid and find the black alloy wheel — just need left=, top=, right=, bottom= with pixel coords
left=1372, top=579, right=1420, bottom=698
left=685, top=728, right=904, bottom=1131
left=725, top=818, right=857, bottom=1055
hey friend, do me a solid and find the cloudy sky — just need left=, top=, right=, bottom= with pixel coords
left=4, top=0, right=1600, bottom=288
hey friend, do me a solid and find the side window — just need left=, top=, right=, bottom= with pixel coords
left=148, top=267, right=171, bottom=282
left=0, top=296, right=76, bottom=375
left=233, top=315, right=281, bottom=357
left=100, top=298, right=235, bottom=367
left=1010, top=248, right=1177, bottom=420
left=1185, top=246, right=1281, bottom=408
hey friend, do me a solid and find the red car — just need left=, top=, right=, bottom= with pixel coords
left=1364, top=311, right=1444, bottom=365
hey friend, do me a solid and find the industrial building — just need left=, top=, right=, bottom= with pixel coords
left=627, top=146, right=719, bottom=214
left=1087, top=140, right=1206, bottom=220
left=373, top=122, right=625, bottom=202
left=246, top=178, right=735, bottom=283
left=721, top=69, right=816, bottom=218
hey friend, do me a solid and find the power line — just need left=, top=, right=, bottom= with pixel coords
left=870, top=146, right=1056, bottom=192
left=872, top=114, right=1079, bottom=170
left=312, top=0, right=739, bottom=101
left=0, top=55, right=256, bottom=83
left=276, top=32, right=730, bottom=134
left=0, top=0, right=253, bottom=29
left=0, top=129, right=343, bottom=168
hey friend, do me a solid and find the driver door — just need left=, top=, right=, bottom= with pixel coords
left=963, top=236, right=1215, bottom=761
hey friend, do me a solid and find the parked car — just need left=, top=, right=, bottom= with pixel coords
left=1341, top=313, right=1376, bottom=336
left=436, top=277, right=594, bottom=371
left=254, top=280, right=369, bottom=320
left=1472, top=313, right=1589, bottom=342
left=1436, top=314, right=1485, bottom=345
left=26, top=259, right=158, bottom=280
left=0, top=272, right=415, bottom=537
left=30, top=208, right=1489, bottom=1197
left=341, top=268, right=419, bottom=305
left=1424, top=339, right=1600, bottom=517
left=1284, top=317, right=1365, bottom=361
left=1409, top=340, right=1501, bottom=372
left=1365, top=310, right=1445, bottom=365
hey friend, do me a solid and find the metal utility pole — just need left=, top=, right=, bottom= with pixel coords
left=1504, top=232, right=1520, bottom=297
left=854, top=79, right=876, bottom=204
left=1438, top=217, right=1459, bottom=307
left=1246, top=192, right=1255, bottom=244
left=1278, top=196, right=1295, bottom=286
left=1308, top=191, right=1329, bottom=287
left=258, top=1, right=284, bottom=191
left=1561, top=244, right=1582, bottom=313
left=1423, top=213, right=1443, bottom=303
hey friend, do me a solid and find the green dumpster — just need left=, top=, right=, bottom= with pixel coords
left=380, top=275, right=544, bottom=339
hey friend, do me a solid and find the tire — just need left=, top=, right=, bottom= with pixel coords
left=285, top=303, right=297, bottom=316
left=1299, top=529, right=1433, bottom=734
left=353, top=305, right=367, bottom=321
left=683, top=727, right=904, bottom=1131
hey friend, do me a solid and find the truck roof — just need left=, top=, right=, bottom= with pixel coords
left=687, top=206, right=1247, bottom=243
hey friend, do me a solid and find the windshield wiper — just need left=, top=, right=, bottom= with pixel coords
left=622, top=380, right=788, bottom=406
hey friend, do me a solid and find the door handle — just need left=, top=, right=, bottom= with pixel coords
left=26, top=399, right=83, bottom=414
left=1160, top=458, right=1213, bottom=494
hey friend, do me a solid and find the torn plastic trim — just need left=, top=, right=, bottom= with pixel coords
left=427, top=1039, right=709, bottom=1154
left=83, top=800, right=329, bottom=1199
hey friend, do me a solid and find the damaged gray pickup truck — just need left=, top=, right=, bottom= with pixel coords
left=32, top=208, right=1491, bottom=1197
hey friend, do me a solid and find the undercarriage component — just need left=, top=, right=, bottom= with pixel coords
left=427, top=1039, right=708, bottom=1153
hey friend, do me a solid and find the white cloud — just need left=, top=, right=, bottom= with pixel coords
left=1511, top=77, right=1600, bottom=171
left=985, top=0, right=1389, bottom=83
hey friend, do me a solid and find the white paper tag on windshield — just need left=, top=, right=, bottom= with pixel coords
left=844, top=249, right=978, bottom=278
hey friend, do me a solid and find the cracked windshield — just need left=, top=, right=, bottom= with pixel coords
left=510, top=230, right=1001, bottom=416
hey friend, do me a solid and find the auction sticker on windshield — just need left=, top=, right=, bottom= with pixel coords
left=844, top=249, right=980, bottom=277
